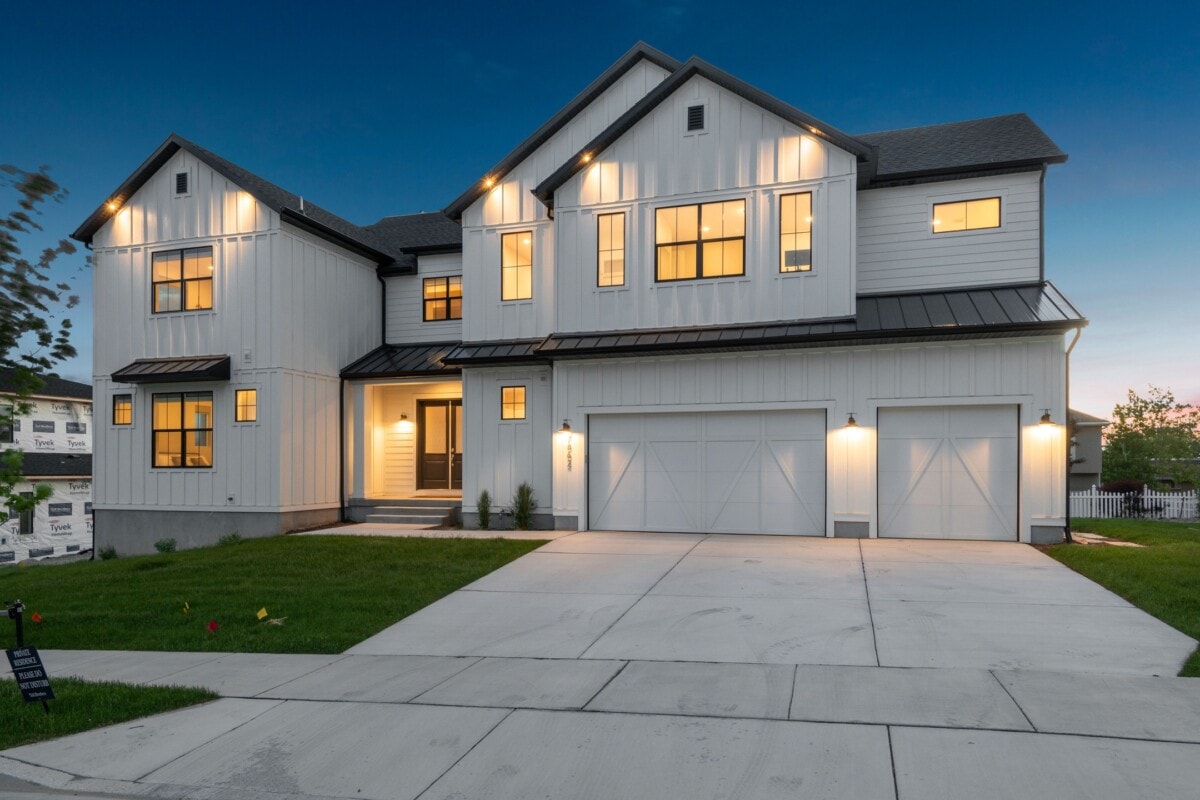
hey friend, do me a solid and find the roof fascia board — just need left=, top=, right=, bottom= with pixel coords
left=71, top=136, right=183, bottom=243
left=533, top=57, right=872, bottom=209
left=866, top=157, right=1068, bottom=188
left=279, top=209, right=394, bottom=265
left=442, top=42, right=682, bottom=220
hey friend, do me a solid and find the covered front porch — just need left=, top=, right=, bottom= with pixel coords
left=342, top=343, right=463, bottom=524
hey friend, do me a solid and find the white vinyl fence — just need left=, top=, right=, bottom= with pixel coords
left=1070, top=486, right=1199, bottom=520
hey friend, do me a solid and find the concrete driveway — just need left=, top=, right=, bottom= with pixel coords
left=3, top=532, right=1199, bottom=800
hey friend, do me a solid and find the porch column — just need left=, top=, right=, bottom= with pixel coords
left=351, top=383, right=368, bottom=499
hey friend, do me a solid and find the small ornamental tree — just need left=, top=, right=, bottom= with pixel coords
left=1, top=165, right=83, bottom=519
left=1102, top=386, right=1200, bottom=487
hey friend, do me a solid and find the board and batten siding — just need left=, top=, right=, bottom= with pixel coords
left=553, top=73, right=857, bottom=333
left=856, top=171, right=1043, bottom=294
left=548, top=336, right=1067, bottom=541
left=91, top=149, right=380, bottom=514
left=461, top=367, right=553, bottom=520
left=461, top=59, right=672, bottom=343
left=385, top=253, right=464, bottom=344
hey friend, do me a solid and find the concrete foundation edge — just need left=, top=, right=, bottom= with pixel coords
left=461, top=511, right=559, bottom=531
left=833, top=521, right=870, bottom=538
left=1031, top=524, right=1066, bottom=545
left=94, top=507, right=340, bottom=555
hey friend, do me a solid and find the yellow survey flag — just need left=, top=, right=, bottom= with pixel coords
left=183, top=601, right=190, bottom=615
left=257, top=607, right=268, bottom=620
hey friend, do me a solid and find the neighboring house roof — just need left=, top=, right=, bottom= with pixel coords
left=21, top=453, right=92, bottom=479
left=442, top=282, right=1085, bottom=365
left=71, top=134, right=416, bottom=272
left=340, top=343, right=461, bottom=379
left=0, top=369, right=92, bottom=401
left=533, top=55, right=873, bottom=209
left=443, top=42, right=682, bottom=220
left=364, top=212, right=462, bottom=254
left=111, top=355, right=232, bottom=384
left=856, top=113, right=1067, bottom=187
left=1070, top=409, right=1110, bottom=426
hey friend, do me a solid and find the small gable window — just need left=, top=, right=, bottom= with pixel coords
left=932, top=197, right=1000, bottom=234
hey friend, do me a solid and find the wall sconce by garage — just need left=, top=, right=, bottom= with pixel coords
left=558, top=420, right=574, bottom=472
left=1039, top=409, right=1053, bottom=426
left=559, top=419, right=572, bottom=434
left=845, top=413, right=858, bottom=428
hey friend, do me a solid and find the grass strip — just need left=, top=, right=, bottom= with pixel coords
left=1046, top=518, right=1200, bottom=676
left=0, top=535, right=544, bottom=654
left=0, top=678, right=216, bottom=751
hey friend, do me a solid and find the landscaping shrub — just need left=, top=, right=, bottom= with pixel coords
left=1101, top=479, right=1146, bottom=494
left=477, top=489, right=492, bottom=530
left=218, top=533, right=243, bottom=546
left=512, top=482, right=536, bottom=530
left=97, top=546, right=117, bottom=561
left=153, top=538, right=177, bottom=554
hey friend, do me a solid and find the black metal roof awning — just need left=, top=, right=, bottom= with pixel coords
left=440, top=339, right=547, bottom=367
left=111, top=355, right=231, bottom=384
left=340, top=342, right=461, bottom=379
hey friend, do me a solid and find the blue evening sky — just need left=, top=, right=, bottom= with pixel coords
left=2, top=1, right=1196, bottom=417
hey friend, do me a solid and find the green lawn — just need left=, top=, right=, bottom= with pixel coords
left=0, top=535, right=544, bottom=654
left=1046, top=518, right=1200, bottom=676
left=0, top=679, right=217, bottom=751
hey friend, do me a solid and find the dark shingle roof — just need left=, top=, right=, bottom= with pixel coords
left=1070, top=409, right=1110, bottom=425
left=364, top=213, right=462, bottom=253
left=72, top=135, right=413, bottom=270
left=445, top=283, right=1084, bottom=364
left=443, top=42, right=682, bottom=220
left=341, top=343, right=461, bottom=379
left=0, top=369, right=92, bottom=401
left=21, top=453, right=92, bottom=479
left=857, top=113, right=1067, bottom=185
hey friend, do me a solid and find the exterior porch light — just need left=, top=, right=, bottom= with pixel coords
left=106, top=200, right=119, bottom=212
left=1039, top=409, right=1053, bottom=425
left=397, top=412, right=414, bottom=433
left=846, top=413, right=858, bottom=428
left=559, top=419, right=571, bottom=434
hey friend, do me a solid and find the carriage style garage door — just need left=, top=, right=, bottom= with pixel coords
left=878, top=405, right=1019, bottom=540
left=588, top=411, right=826, bottom=535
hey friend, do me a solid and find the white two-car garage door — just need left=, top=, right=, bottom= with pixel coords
left=878, top=405, right=1018, bottom=540
left=588, top=411, right=826, bottom=535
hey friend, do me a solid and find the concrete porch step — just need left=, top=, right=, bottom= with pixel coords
left=364, top=513, right=448, bottom=525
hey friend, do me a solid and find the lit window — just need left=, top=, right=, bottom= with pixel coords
left=423, top=276, right=463, bottom=321
left=500, top=386, right=526, bottom=420
left=655, top=200, right=745, bottom=281
left=501, top=231, right=533, bottom=300
left=235, top=389, right=257, bottom=422
left=932, top=197, right=1001, bottom=234
left=112, top=395, right=133, bottom=426
left=1, top=403, right=13, bottom=443
left=597, top=213, right=625, bottom=287
left=152, top=246, right=213, bottom=312
left=780, top=192, right=813, bottom=272
left=152, top=392, right=213, bottom=468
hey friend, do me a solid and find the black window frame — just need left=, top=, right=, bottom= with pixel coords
left=112, top=394, right=133, bottom=426
left=596, top=212, right=626, bottom=287
left=0, top=402, right=13, bottom=444
left=151, top=391, right=214, bottom=469
left=500, top=385, right=527, bottom=420
left=779, top=191, right=814, bottom=274
left=234, top=389, right=257, bottom=423
left=500, top=231, right=533, bottom=301
left=931, top=196, right=1002, bottom=234
left=423, top=276, right=463, bottom=321
left=151, top=246, right=214, bottom=314
left=7, top=492, right=34, bottom=537
left=654, top=199, right=747, bottom=283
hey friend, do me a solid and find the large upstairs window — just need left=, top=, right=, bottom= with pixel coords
left=780, top=192, right=813, bottom=273
left=655, top=200, right=745, bottom=281
left=501, top=232, right=532, bottom=300
left=597, top=213, right=625, bottom=287
left=152, top=247, right=213, bottom=313
left=932, top=197, right=1000, bottom=234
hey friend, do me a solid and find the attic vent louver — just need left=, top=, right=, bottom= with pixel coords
left=175, top=172, right=189, bottom=194
left=687, top=105, right=705, bottom=132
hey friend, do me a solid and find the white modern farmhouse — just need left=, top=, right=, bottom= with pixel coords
left=73, top=43, right=1085, bottom=553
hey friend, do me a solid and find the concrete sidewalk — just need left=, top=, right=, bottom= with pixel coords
left=3, top=532, right=1199, bottom=799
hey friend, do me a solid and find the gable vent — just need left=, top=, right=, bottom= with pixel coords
left=687, top=105, right=705, bottom=132
left=175, top=172, right=189, bottom=195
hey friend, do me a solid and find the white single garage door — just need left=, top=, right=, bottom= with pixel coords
left=878, top=405, right=1018, bottom=540
left=588, top=411, right=826, bottom=535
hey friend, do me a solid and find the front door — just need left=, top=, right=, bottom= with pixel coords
left=417, top=400, right=462, bottom=490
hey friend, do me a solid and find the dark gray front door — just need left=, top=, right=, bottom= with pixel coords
left=418, top=400, right=462, bottom=490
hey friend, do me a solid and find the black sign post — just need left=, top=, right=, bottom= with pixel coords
left=5, top=600, right=53, bottom=713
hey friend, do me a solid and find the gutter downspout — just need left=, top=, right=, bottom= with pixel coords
left=1064, top=327, right=1083, bottom=543
left=338, top=377, right=346, bottom=523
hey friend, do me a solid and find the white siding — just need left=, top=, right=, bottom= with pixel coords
left=548, top=336, right=1067, bottom=541
left=461, top=59, right=672, bottom=342
left=385, top=253, right=464, bottom=344
left=461, top=367, right=553, bottom=518
left=857, top=171, right=1042, bottom=293
left=90, top=151, right=381, bottom=515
